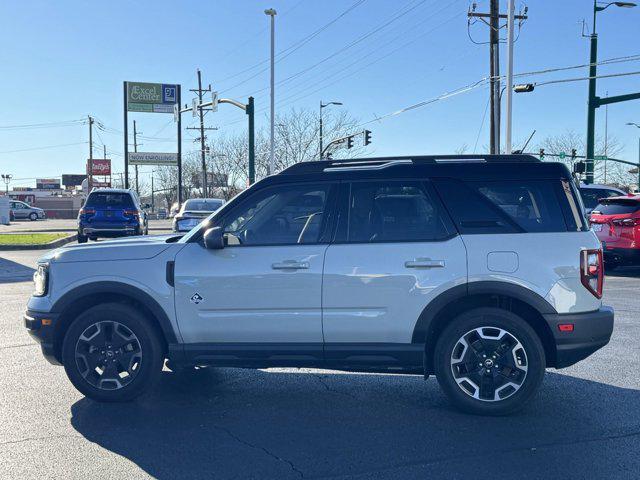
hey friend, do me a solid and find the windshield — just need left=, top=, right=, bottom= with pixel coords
left=183, top=199, right=223, bottom=211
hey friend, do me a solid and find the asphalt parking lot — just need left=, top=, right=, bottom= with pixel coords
left=0, top=247, right=639, bottom=479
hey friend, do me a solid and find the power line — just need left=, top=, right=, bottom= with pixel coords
left=222, top=0, right=427, bottom=96
left=0, top=141, right=88, bottom=154
left=0, top=118, right=86, bottom=130
left=215, top=0, right=367, bottom=87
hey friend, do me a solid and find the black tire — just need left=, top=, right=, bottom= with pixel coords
left=62, top=303, right=164, bottom=402
left=29, top=212, right=37, bottom=221
left=434, top=307, right=545, bottom=416
left=77, top=233, right=88, bottom=244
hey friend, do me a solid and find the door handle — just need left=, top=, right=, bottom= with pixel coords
left=272, top=260, right=310, bottom=270
left=404, top=258, right=445, bottom=268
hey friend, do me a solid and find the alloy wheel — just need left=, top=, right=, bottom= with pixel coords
left=74, top=320, right=142, bottom=390
left=450, top=326, right=528, bottom=402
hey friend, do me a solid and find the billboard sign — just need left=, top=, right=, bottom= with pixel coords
left=128, top=152, right=178, bottom=166
left=62, top=174, right=87, bottom=187
left=127, top=82, right=178, bottom=113
left=36, top=178, right=61, bottom=190
left=87, top=159, right=111, bottom=176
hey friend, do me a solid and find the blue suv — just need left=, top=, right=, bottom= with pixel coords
left=77, top=188, right=148, bottom=243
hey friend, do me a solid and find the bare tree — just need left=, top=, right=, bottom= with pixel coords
left=536, top=129, right=629, bottom=186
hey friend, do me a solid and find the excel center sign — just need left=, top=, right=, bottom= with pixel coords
left=126, top=82, right=178, bottom=113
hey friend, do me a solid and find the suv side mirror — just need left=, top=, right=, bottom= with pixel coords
left=203, top=227, right=225, bottom=250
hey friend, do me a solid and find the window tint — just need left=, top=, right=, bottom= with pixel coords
left=85, top=192, right=134, bottom=208
left=432, top=179, right=520, bottom=234
left=474, top=180, right=567, bottom=232
left=223, top=183, right=331, bottom=246
left=345, top=181, right=450, bottom=242
left=593, top=199, right=640, bottom=215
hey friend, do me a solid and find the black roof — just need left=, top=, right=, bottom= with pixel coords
left=268, top=154, right=571, bottom=184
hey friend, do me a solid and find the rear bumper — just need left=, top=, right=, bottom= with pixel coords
left=602, top=246, right=640, bottom=265
left=81, top=225, right=138, bottom=237
left=24, top=310, right=61, bottom=365
left=544, top=306, right=614, bottom=368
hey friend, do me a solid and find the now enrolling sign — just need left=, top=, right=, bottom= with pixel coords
left=128, top=152, right=178, bottom=166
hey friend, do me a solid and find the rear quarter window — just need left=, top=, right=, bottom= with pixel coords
left=434, top=178, right=578, bottom=233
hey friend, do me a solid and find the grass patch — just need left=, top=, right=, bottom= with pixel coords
left=0, top=233, right=70, bottom=245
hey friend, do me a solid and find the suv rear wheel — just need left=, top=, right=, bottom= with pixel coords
left=434, top=307, right=545, bottom=415
left=62, top=303, right=164, bottom=402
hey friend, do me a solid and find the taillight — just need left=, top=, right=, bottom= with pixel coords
left=124, top=209, right=139, bottom=218
left=79, top=208, right=95, bottom=216
left=611, top=218, right=640, bottom=227
left=580, top=249, right=603, bottom=299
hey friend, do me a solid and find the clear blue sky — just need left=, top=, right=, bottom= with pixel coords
left=1, top=0, right=639, bottom=188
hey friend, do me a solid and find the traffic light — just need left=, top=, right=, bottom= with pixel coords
left=347, top=135, right=354, bottom=149
left=539, top=148, right=544, bottom=160
left=573, top=161, right=586, bottom=174
left=571, top=148, right=577, bottom=160
left=364, top=129, right=372, bottom=146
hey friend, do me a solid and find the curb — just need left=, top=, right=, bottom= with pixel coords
left=0, top=234, right=78, bottom=251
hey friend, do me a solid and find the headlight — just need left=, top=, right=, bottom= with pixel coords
left=33, top=263, right=49, bottom=297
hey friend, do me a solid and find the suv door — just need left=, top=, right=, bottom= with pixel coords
left=173, top=182, right=337, bottom=358
left=322, top=180, right=467, bottom=365
left=12, top=202, right=27, bottom=219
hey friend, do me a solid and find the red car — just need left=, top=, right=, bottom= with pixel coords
left=590, top=195, right=640, bottom=269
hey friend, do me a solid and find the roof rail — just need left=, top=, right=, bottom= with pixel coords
left=279, top=154, right=539, bottom=175
left=323, top=159, right=413, bottom=172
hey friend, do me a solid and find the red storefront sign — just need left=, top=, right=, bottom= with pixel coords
left=87, top=159, right=111, bottom=176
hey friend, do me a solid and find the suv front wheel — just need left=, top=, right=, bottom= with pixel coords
left=434, top=307, right=545, bottom=415
left=62, top=303, right=164, bottom=402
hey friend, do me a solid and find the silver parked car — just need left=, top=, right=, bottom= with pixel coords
left=10, top=201, right=46, bottom=221
left=172, top=198, right=224, bottom=232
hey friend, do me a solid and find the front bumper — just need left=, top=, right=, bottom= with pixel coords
left=24, top=310, right=61, bottom=365
left=544, top=306, right=614, bottom=368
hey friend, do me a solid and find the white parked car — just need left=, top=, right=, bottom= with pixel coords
left=172, top=198, right=224, bottom=232
left=24, top=155, right=613, bottom=415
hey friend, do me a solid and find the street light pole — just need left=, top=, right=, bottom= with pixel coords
left=586, top=0, right=637, bottom=184
left=504, top=0, right=515, bottom=154
left=265, top=8, right=277, bottom=175
left=319, top=100, right=343, bottom=159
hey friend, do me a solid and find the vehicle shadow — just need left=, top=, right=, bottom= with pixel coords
left=69, top=369, right=640, bottom=479
left=0, top=256, right=35, bottom=283
left=606, top=266, right=640, bottom=278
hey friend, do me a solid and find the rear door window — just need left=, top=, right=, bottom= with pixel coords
left=85, top=193, right=134, bottom=209
left=338, top=181, right=452, bottom=243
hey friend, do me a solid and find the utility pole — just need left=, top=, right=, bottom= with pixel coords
left=468, top=2, right=527, bottom=154
left=319, top=100, right=343, bottom=159
left=133, top=120, right=139, bottom=195
left=188, top=69, right=216, bottom=197
left=265, top=8, right=277, bottom=174
left=88, top=115, right=94, bottom=160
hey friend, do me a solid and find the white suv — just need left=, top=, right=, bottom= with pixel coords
left=24, top=155, right=613, bottom=415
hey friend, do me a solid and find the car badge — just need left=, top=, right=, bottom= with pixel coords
left=190, top=293, right=204, bottom=304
